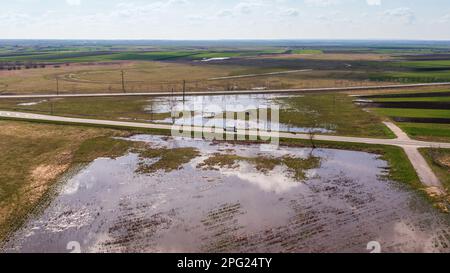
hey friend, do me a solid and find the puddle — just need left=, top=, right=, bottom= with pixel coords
left=146, top=94, right=332, bottom=134
left=145, top=94, right=289, bottom=114
left=3, top=135, right=449, bottom=253
left=201, top=57, right=231, bottom=62
left=17, top=100, right=47, bottom=106
left=154, top=116, right=332, bottom=134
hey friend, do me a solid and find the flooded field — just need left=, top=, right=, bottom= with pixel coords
left=146, top=94, right=333, bottom=133
left=2, top=135, right=450, bottom=253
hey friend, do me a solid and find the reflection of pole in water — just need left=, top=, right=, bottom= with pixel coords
left=222, top=95, right=226, bottom=129
left=182, top=80, right=186, bottom=102
left=171, top=87, right=175, bottom=124
left=201, top=96, right=204, bottom=127
left=150, top=103, right=153, bottom=121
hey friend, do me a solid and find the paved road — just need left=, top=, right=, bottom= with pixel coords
left=1, top=82, right=450, bottom=99
left=1, top=111, right=449, bottom=148
left=383, top=122, right=442, bottom=188
left=403, top=146, right=441, bottom=188
left=384, top=122, right=411, bottom=141
left=1, top=111, right=448, bottom=189
left=382, top=121, right=442, bottom=187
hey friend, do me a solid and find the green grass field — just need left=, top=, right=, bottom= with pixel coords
left=372, top=108, right=450, bottom=119
left=373, top=96, right=450, bottom=102
left=397, top=123, right=450, bottom=142
left=279, top=93, right=394, bottom=138
left=0, top=49, right=290, bottom=63
left=369, top=71, right=450, bottom=83
left=291, top=49, right=323, bottom=54
left=420, top=148, right=450, bottom=191
left=365, top=92, right=450, bottom=142
left=0, top=97, right=171, bottom=122
left=396, top=60, right=450, bottom=69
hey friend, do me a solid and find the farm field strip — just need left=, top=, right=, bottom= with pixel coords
left=372, top=96, right=450, bottom=102
left=0, top=49, right=291, bottom=63
left=357, top=89, right=450, bottom=144
left=372, top=108, right=450, bottom=119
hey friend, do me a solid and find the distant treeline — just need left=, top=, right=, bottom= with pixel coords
left=0, top=61, right=69, bottom=70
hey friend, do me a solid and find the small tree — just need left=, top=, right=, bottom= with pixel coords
left=308, top=114, right=321, bottom=150
left=308, top=128, right=317, bottom=150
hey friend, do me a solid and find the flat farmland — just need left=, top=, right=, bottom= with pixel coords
left=0, top=61, right=234, bottom=94
left=0, top=58, right=391, bottom=95
left=1, top=41, right=450, bottom=253
left=3, top=47, right=443, bottom=95
left=358, top=91, right=450, bottom=142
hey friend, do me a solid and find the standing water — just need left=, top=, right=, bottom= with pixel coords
left=2, top=136, right=449, bottom=253
left=145, top=94, right=333, bottom=134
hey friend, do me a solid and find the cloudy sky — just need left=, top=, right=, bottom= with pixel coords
left=1, top=0, right=450, bottom=40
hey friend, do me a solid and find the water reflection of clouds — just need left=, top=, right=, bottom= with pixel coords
left=5, top=134, right=450, bottom=253
left=220, top=162, right=303, bottom=194
left=146, top=94, right=275, bottom=114
left=62, top=170, right=97, bottom=195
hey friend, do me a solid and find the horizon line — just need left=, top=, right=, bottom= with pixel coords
left=1, top=38, right=450, bottom=42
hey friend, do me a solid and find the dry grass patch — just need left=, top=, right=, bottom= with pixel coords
left=0, top=120, right=133, bottom=242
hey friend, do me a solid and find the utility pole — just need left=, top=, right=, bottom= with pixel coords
left=182, top=80, right=186, bottom=102
left=56, top=77, right=59, bottom=95
left=121, top=70, right=126, bottom=93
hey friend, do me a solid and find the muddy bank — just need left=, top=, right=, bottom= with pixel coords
left=2, top=136, right=449, bottom=253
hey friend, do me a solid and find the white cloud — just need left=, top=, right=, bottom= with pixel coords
left=66, top=0, right=81, bottom=6
left=366, top=0, right=381, bottom=6
left=235, top=1, right=265, bottom=14
left=437, top=13, right=450, bottom=23
left=304, top=0, right=340, bottom=7
left=1, top=0, right=449, bottom=40
left=217, top=9, right=234, bottom=18
left=280, top=8, right=300, bottom=17
left=383, top=7, right=415, bottom=24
